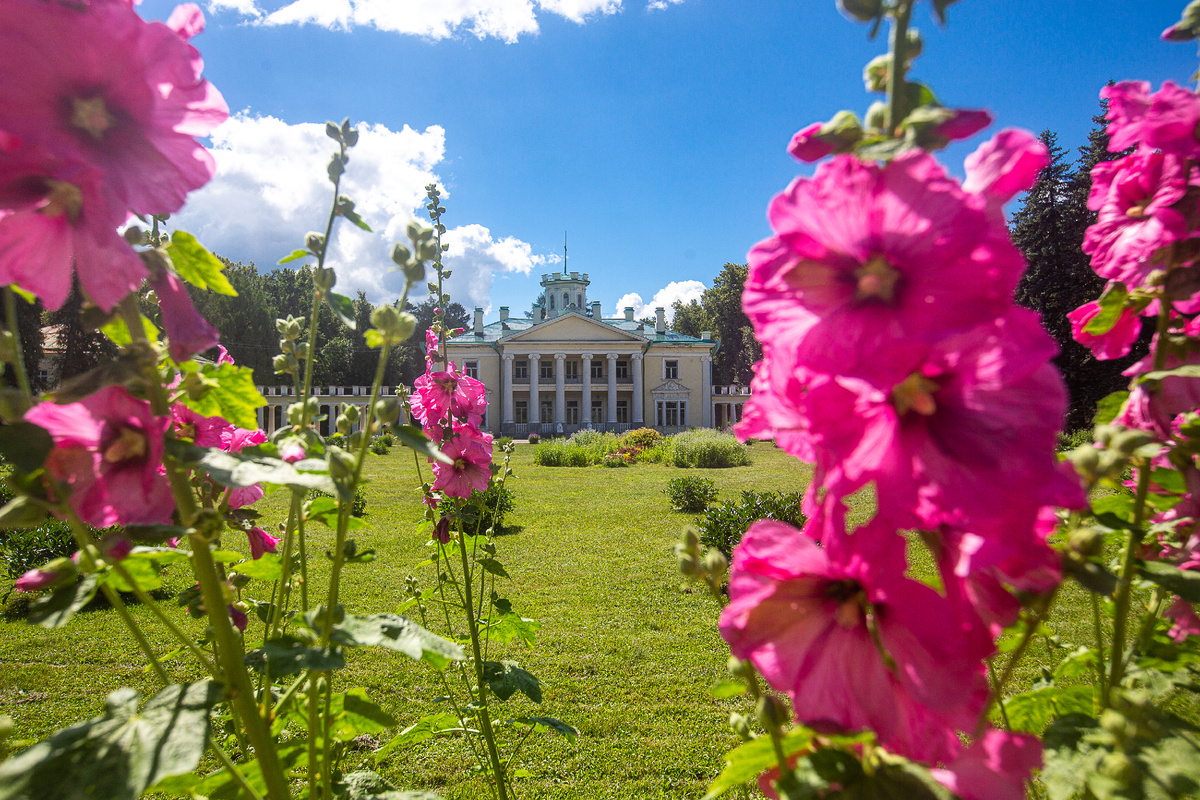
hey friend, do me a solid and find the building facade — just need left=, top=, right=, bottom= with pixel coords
left=445, top=270, right=724, bottom=437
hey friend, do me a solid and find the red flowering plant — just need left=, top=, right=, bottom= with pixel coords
left=0, top=3, right=507, bottom=799
left=678, top=2, right=1200, bottom=798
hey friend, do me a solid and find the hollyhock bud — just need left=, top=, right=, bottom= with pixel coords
left=836, top=0, right=882, bottom=23
left=246, top=526, right=280, bottom=559
left=434, top=516, right=451, bottom=544
left=787, top=111, right=863, bottom=163
left=305, top=232, right=325, bottom=257
left=15, top=557, right=77, bottom=592
left=313, top=265, right=335, bottom=292
left=279, top=441, right=306, bottom=463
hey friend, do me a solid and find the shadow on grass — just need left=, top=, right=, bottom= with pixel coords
left=492, top=524, right=523, bottom=537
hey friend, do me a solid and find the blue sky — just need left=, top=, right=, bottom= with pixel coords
left=137, top=0, right=1197, bottom=321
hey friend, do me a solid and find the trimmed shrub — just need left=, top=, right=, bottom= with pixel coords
left=533, top=441, right=566, bottom=466
left=1057, top=428, right=1094, bottom=452
left=495, top=436, right=514, bottom=449
left=602, top=452, right=631, bottom=467
left=621, top=427, right=663, bottom=449
left=527, top=433, right=540, bottom=445
left=669, top=429, right=750, bottom=468
left=458, top=481, right=516, bottom=534
left=533, top=432, right=622, bottom=467
left=369, top=438, right=390, bottom=456
left=326, top=432, right=346, bottom=448
left=312, top=487, right=368, bottom=518
left=697, top=490, right=806, bottom=559
left=377, top=432, right=396, bottom=447
left=666, top=476, right=718, bottom=513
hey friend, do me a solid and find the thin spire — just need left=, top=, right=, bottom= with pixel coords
left=563, top=231, right=568, bottom=275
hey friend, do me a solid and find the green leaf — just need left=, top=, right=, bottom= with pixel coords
left=29, top=574, right=98, bottom=629
left=166, top=232, right=237, bottom=296
left=394, top=425, right=453, bottom=465
left=481, top=612, right=540, bottom=647
left=1094, top=391, right=1129, bottom=425
left=231, top=553, right=283, bottom=582
left=244, top=636, right=345, bottom=676
left=1084, top=282, right=1129, bottom=335
left=327, top=292, right=357, bottom=329
left=1041, top=715, right=1106, bottom=800
left=100, top=314, right=159, bottom=346
left=703, top=728, right=814, bottom=799
left=175, top=362, right=266, bottom=431
left=305, top=496, right=369, bottom=531
left=192, top=743, right=308, bottom=800
left=341, top=209, right=373, bottom=232
left=309, top=610, right=465, bottom=669
left=0, top=496, right=52, bottom=529
left=476, top=557, right=509, bottom=578
left=167, top=440, right=336, bottom=494
left=375, top=713, right=461, bottom=761
left=365, top=329, right=386, bottom=349
left=1053, top=647, right=1098, bottom=683
left=0, top=681, right=221, bottom=800
left=278, top=249, right=310, bottom=264
left=482, top=661, right=542, bottom=703
left=1003, top=684, right=1095, bottom=734
left=0, top=422, right=53, bottom=473
left=329, top=689, right=397, bottom=740
left=512, top=717, right=579, bottom=744
left=1140, top=364, right=1200, bottom=382
left=338, top=771, right=442, bottom=800
left=1139, top=560, right=1200, bottom=603
left=1062, top=558, right=1118, bottom=597
left=709, top=679, right=748, bottom=699
left=104, top=554, right=164, bottom=593
left=1137, top=729, right=1200, bottom=800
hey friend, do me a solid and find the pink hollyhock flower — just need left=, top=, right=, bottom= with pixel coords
left=787, top=122, right=836, bottom=163
left=744, top=151, right=1025, bottom=381
left=424, top=328, right=440, bottom=364
left=1083, top=148, right=1190, bottom=289
left=431, top=423, right=493, bottom=499
left=412, top=364, right=487, bottom=429
left=25, top=385, right=174, bottom=527
left=719, top=519, right=991, bottom=763
left=962, top=128, right=1049, bottom=205
left=246, top=526, right=279, bottom=560
left=1067, top=299, right=1142, bottom=360
left=171, top=404, right=229, bottom=447
left=0, top=142, right=146, bottom=311
left=216, top=345, right=235, bottom=365
left=0, top=0, right=228, bottom=215
left=803, top=310, right=1083, bottom=532
left=221, top=425, right=267, bottom=453
left=1167, top=596, right=1200, bottom=642
left=1101, top=80, right=1200, bottom=159
left=150, top=268, right=220, bottom=363
left=228, top=604, right=249, bottom=632
left=278, top=442, right=306, bottom=463
left=931, top=729, right=1042, bottom=800
left=1118, top=337, right=1200, bottom=441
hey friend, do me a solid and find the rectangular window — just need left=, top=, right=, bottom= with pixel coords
left=564, top=360, right=579, bottom=380
left=566, top=400, right=579, bottom=424
left=464, top=360, right=479, bottom=379
left=664, top=359, right=679, bottom=380
left=514, top=400, right=528, bottom=424
left=680, top=401, right=687, bottom=427
left=591, top=398, right=603, bottom=423
left=665, top=401, right=679, bottom=426
left=616, top=359, right=629, bottom=379
left=539, top=361, right=554, bottom=380
left=617, top=399, right=629, bottom=424
left=540, top=399, right=554, bottom=424
left=590, top=360, right=603, bottom=379
left=514, top=360, right=528, bottom=379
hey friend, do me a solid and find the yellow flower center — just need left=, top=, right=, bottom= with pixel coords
left=39, top=180, right=83, bottom=224
left=854, top=254, right=900, bottom=303
left=103, top=427, right=147, bottom=464
left=70, top=96, right=115, bottom=140
left=1125, top=204, right=1148, bottom=219
left=892, top=372, right=940, bottom=417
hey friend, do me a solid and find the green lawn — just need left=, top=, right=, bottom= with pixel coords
left=0, top=440, right=1105, bottom=799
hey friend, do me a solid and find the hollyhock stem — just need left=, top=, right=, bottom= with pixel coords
left=3, top=287, right=31, bottom=397
left=986, top=662, right=1012, bottom=730
left=268, top=491, right=303, bottom=640
left=109, top=558, right=219, bottom=676
left=1092, top=591, right=1108, bottom=704
left=977, top=587, right=1057, bottom=737
left=885, top=0, right=915, bottom=134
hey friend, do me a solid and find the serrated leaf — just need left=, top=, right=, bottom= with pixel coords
left=1041, top=714, right=1106, bottom=800
left=703, top=728, right=814, bottom=799
left=166, top=232, right=236, bottom=296
left=0, top=422, right=53, bottom=473
left=476, top=557, right=509, bottom=578
left=279, top=249, right=310, bottom=264
left=327, top=292, right=357, bottom=329
left=192, top=743, right=308, bottom=800
left=1094, top=391, right=1129, bottom=425
left=0, top=681, right=221, bottom=800
left=167, top=440, right=335, bottom=494
left=308, top=610, right=465, bottom=669
left=29, top=574, right=98, bottom=629
left=231, top=553, right=283, bottom=582
left=512, top=717, right=579, bottom=744
left=1139, top=560, right=1200, bottom=603
left=365, top=329, right=386, bottom=349
left=482, top=661, right=542, bottom=703
left=244, top=636, right=345, bottom=676
left=481, top=613, right=540, bottom=647
left=395, top=425, right=453, bottom=465
left=175, top=362, right=266, bottom=431
left=1053, top=647, right=1098, bottom=683
left=329, top=689, right=396, bottom=740
left=375, top=713, right=461, bottom=761
left=104, top=555, right=164, bottom=593
left=1063, top=558, right=1118, bottom=597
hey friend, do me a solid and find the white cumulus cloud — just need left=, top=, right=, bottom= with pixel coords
left=226, top=0, right=680, bottom=42
left=614, top=279, right=705, bottom=323
left=646, top=0, right=683, bottom=10
left=171, top=113, right=551, bottom=310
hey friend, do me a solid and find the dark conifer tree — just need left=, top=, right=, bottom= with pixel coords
left=43, top=278, right=118, bottom=384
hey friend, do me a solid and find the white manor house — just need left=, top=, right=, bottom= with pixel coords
left=252, top=271, right=752, bottom=438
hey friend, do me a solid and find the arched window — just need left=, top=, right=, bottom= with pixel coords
left=549, top=294, right=555, bottom=310
left=577, top=292, right=582, bottom=307
left=563, top=292, right=569, bottom=308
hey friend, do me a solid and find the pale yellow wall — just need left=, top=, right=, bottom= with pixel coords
left=642, top=345, right=712, bottom=427
left=446, top=344, right=501, bottom=434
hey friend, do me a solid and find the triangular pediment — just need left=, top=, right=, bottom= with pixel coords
left=503, top=312, right=645, bottom=344
left=652, top=379, right=691, bottom=394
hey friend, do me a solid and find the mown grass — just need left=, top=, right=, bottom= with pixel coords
left=0, top=440, right=1107, bottom=798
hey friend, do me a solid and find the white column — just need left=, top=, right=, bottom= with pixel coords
left=606, top=353, right=618, bottom=424
left=701, top=354, right=713, bottom=428
left=529, top=353, right=541, bottom=427
left=581, top=352, right=593, bottom=425
left=502, top=354, right=514, bottom=425
left=554, top=353, right=566, bottom=424
left=631, top=352, right=644, bottom=426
